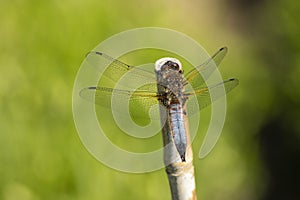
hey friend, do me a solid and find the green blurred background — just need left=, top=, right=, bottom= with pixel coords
left=1, top=0, right=300, bottom=199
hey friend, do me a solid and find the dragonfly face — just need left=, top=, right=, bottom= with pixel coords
left=155, top=57, right=183, bottom=73
left=79, top=47, right=239, bottom=162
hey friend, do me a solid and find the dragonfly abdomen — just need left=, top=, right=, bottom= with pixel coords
left=169, top=103, right=187, bottom=162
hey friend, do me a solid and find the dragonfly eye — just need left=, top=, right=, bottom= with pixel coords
left=171, top=63, right=180, bottom=71
left=164, top=61, right=181, bottom=72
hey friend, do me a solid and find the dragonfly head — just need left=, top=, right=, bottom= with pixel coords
left=155, top=57, right=183, bottom=74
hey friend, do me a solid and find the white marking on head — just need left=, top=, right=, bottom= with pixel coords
left=154, top=57, right=182, bottom=72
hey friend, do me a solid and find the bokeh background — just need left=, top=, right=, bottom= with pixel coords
left=1, top=0, right=300, bottom=199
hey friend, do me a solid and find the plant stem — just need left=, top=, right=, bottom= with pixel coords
left=160, top=106, right=197, bottom=200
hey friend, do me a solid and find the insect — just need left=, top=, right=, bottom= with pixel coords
left=80, top=47, right=239, bottom=162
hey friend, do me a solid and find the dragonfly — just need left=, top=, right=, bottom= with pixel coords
left=80, top=47, right=239, bottom=162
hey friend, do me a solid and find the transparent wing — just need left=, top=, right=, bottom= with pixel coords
left=183, top=47, right=228, bottom=89
left=185, top=78, right=239, bottom=113
left=86, top=51, right=156, bottom=88
left=79, top=84, right=160, bottom=120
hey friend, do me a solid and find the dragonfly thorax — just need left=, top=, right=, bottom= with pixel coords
left=155, top=58, right=187, bottom=107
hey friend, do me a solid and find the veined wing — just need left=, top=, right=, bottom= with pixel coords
left=185, top=78, right=239, bottom=112
left=183, top=47, right=228, bottom=89
left=79, top=84, right=160, bottom=119
left=86, top=51, right=156, bottom=88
